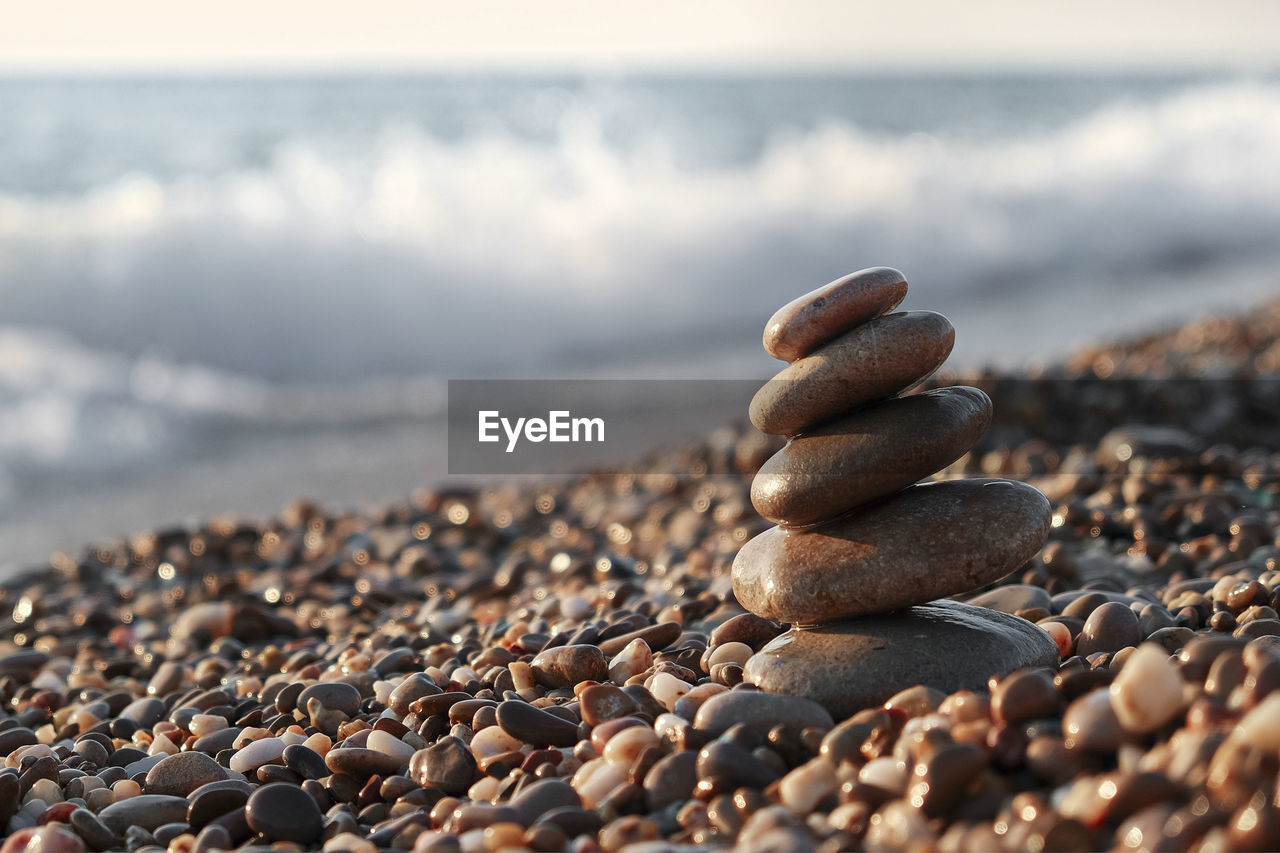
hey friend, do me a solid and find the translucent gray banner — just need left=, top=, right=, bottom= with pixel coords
left=448, top=380, right=764, bottom=475
left=447, top=376, right=1280, bottom=476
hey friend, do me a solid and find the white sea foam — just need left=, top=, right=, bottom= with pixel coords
left=0, top=76, right=1279, bottom=506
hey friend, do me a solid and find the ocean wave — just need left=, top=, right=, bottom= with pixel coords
left=1, top=77, right=1279, bottom=488
left=2, top=78, right=1279, bottom=380
left=0, top=325, right=445, bottom=507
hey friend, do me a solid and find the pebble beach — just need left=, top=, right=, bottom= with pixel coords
left=4, top=296, right=1280, bottom=853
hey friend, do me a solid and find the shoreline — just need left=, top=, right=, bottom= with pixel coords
left=6, top=282, right=1280, bottom=579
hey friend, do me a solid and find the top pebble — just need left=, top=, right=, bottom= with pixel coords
left=763, top=266, right=908, bottom=362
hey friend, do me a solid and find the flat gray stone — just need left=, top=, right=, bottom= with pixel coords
left=967, top=584, right=1053, bottom=615
left=123, top=753, right=166, bottom=778
left=693, top=689, right=834, bottom=736
left=145, top=750, right=227, bottom=797
left=98, top=794, right=190, bottom=833
left=743, top=600, right=1059, bottom=719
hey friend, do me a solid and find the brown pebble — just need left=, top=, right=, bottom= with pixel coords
left=579, top=684, right=639, bottom=727
left=1076, top=602, right=1142, bottom=657
left=710, top=613, right=783, bottom=650
left=143, top=751, right=227, bottom=798
left=762, top=266, right=908, bottom=362
left=643, top=751, right=698, bottom=810
left=509, top=778, right=582, bottom=825
left=910, top=742, right=987, bottom=818
left=1062, top=689, right=1125, bottom=753
left=388, top=674, right=442, bottom=716
left=495, top=700, right=579, bottom=748
left=733, top=480, right=1050, bottom=623
left=749, top=310, right=954, bottom=436
left=409, top=736, right=477, bottom=794
left=990, top=669, right=1059, bottom=725
left=530, top=645, right=608, bottom=687
left=325, top=747, right=407, bottom=779
left=751, top=386, right=991, bottom=526
left=598, top=622, right=682, bottom=657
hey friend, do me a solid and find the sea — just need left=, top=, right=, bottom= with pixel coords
left=2, top=70, right=1280, bottom=572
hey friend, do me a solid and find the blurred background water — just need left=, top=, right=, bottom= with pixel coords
left=3, top=70, right=1280, bottom=569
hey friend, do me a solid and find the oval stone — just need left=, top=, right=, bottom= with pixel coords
left=530, top=645, right=608, bottom=687
left=245, top=782, right=324, bottom=844
left=496, top=700, right=580, bottom=748
left=324, top=747, right=407, bottom=778
left=749, top=310, right=955, bottom=437
left=967, top=584, right=1054, bottom=615
left=297, top=681, right=362, bottom=717
left=744, top=601, right=1060, bottom=718
left=144, top=750, right=227, bottom=797
left=1076, top=602, right=1142, bottom=658
left=733, top=479, right=1051, bottom=624
left=409, top=736, right=477, bottom=793
left=692, top=690, right=833, bottom=736
left=751, top=386, right=991, bottom=526
left=98, top=795, right=190, bottom=834
left=763, top=267, right=908, bottom=362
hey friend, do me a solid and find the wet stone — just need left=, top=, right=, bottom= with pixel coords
left=642, top=751, right=698, bottom=811
left=245, top=781, right=325, bottom=844
left=191, top=726, right=241, bottom=755
left=153, top=823, right=190, bottom=847
left=187, top=786, right=249, bottom=828
left=118, top=698, right=167, bottom=728
left=409, top=736, right=477, bottom=793
left=709, top=613, right=783, bottom=649
left=282, top=744, right=329, bottom=780
left=530, top=644, right=608, bottom=687
left=298, top=681, right=362, bottom=717
left=579, top=684, right=640, bottom=726
left=0, top=728, right=37, bottom=755
left=991, top=668, right=1059, bottom=725
left=373, top=646, right=418, bottom=676
left=697, top=739, right=782, bottom=792
left=1062, top=690, right=1126, bottom=753
left=0, top=651, right=50, bottom=678
left=1076, top=601, right=1142, bottom=657
left=598, top=621, right=682, bottom=657
left=388, top=673, right=441, bottom=716
left=496, top=700, right=580, bottom=747
left=147, top=662, right=186, bottom=697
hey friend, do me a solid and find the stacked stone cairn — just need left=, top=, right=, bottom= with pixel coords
left=735, top=268, right=1060, bottom=717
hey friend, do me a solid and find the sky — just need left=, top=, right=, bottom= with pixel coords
left=1, top=0, right=1277, bottom=72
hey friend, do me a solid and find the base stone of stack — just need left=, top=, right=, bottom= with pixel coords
left=742, top=600, right=1059, bottom=719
